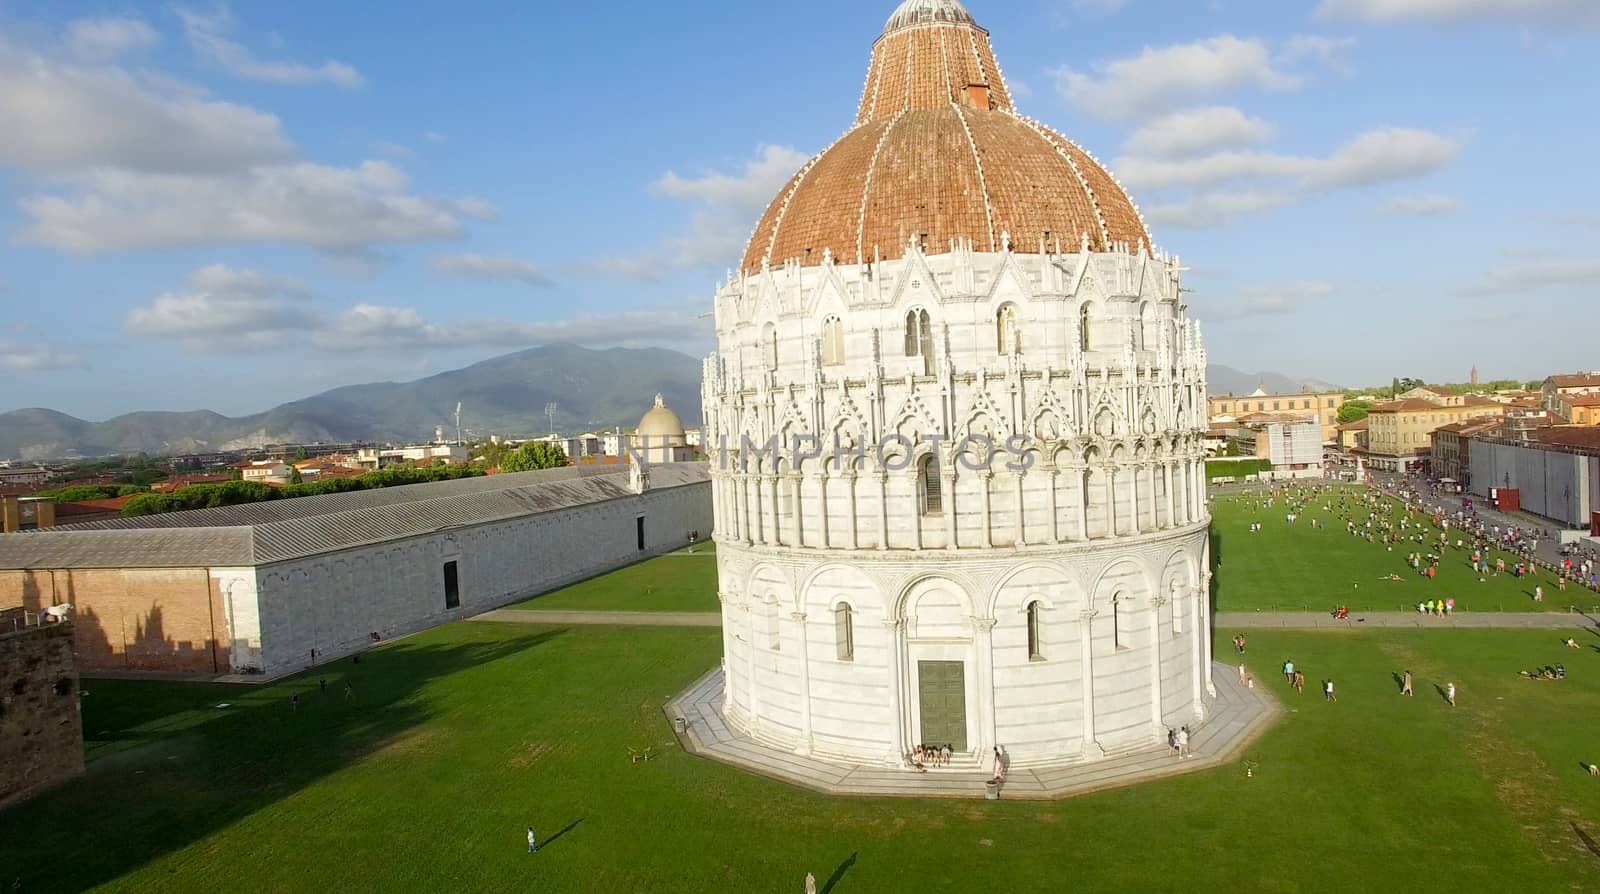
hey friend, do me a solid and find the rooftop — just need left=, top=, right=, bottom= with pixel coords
left=1546, top=373, right=1600, bottom=389
left=0, top=463, right=709, bottom=570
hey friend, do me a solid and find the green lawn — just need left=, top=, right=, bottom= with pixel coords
left=4, top=621, right=1599, bottom=892
left=509, top=545, right=718, bottom=613
left=1210, top=486, right=1592, bottom=613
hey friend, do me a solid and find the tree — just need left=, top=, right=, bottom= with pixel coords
left=1395, top=377, right=1425, bottom=393
left=293, top=448, right=310, bottom=462
left=500, top=442, right=569, bottom=473
left=290, top=467, right=304, bottom=485
left=1337, top=400, right=1373, bottom=425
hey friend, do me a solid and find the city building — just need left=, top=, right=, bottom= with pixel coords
left=1, top=495, right=55, bottom=533
left=1336, top=418, right=1369, bottom=452
left=1552, top=394, right=1600, bottom=426
left=1207, top=388, right=1345, bottom=443
left=1541, top=373, right=1600, bottom=414
left=0, top=466, right=49, bottom=490
left=1254, top=418, right=1324, bottom=480
left=1468, top=426, right=1600, bottom=527
left=632, top=395, right=696, bottom=465
left=240, top=460, right=294, bottom=484
left=1430, top=417, right=1501, bottom=485
left=702, top=0, right=1213, bottom=772
left=0, top=465, right=712, bottom=677
left=355, top=444, right=471, bottom=470
left=1362, top=395, right=1503, bottom=473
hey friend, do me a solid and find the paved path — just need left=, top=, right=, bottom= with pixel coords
left=472, top=609, right=721, bottom=628
left=1216, top=611, right=1597, bottom=630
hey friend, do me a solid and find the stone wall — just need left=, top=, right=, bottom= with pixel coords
left=0, top=623, right=84, bottom=809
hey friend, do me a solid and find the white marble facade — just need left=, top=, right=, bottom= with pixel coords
left=703, top=241, right=1214, bottom=768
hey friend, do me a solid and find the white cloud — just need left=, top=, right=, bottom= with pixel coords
left=313, top=305, right=710, bottom=352
left=1461, top=257, right=1600, bottom=296
left=1206, top=281, right=1338, bottom=321
left=432, top=254, right=553, bottom=287
left=0, top=343, right=84, bottom=371
left=1380, top=194, right=1461, bottom=216
left=0, top=39, right=293, bottom=176
left=595, top=144, right=808, bottom=277
left=125, top=264, right=318, bottom=348
left=177, top=6, right=364, bottom=88
left=1054, top=36, right=1301, bottom=119
left=453, top=197, right=498, bottom=221
left=1317, top=0, right=1600, bottom=29
left=20, top=161, right=464, bottom=254
left=1115, top=127, right=1459, bottom=190
left=1144, top=191, right=1296, bottom=228
left=1281, top=35, right=1358, bottom=74
left=67, top=17, right=159, bottom=58
left=1123, top=106, right=1274, bottom=159
left=651, top=145, right=810, bottom=213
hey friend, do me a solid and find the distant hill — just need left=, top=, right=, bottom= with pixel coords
left=0, top=344, right=704, bottom=461
left=1206, top=365, right=1339, bottom=397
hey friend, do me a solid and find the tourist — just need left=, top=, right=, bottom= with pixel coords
left=1589, top=764, right=1599, bottom=777
left=1168, top=729, right=1178, bottom=757
left=806, top=872, right=818, bottom=894
left=1283, top=659, right=1295, bottom=683
left=1234, top=634, right=1247, bottom=654
left=992, top=747, right=1007, bottom=782
left=1238, top=662, right=1248, bottom=684
left=291, top=694, right=299, bottom=712
left=527, top=826, right=539, bottom=854
left=1176, top=726, right=1191, bottom=759
left=940, top=744, right=952, bottom=767
left=1534, top=585, right=1544, bottom=603
left=344, top=682, right=354, bottom=700
left=1445, top=598, right=1455, bottom=615
left=1567, top=638, right=1580, bottom=649
left=1293, top=670, right=1306, bottom=694
left=1446, top=682, right=1457, bottom=707
left=1402, top=670, right=1414, bottom=696
left=319, top=678, right=327, bottom=694
left=1324, top=679, right=1337, bottom=702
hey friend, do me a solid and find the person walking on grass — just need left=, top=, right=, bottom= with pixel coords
left=1294, top=670, right=1306, bottom=694
left=1402, top=670, right=1414, bottom=696
left=1283, top=659, right=1295, bottom=684
left=1446, top=683, right=1456, bottom=707
left=1324, top=679, right=1337, bottom=702
left=527, top=826, right=539, bottom=854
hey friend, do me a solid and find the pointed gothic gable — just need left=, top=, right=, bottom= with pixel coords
left=887, top=247, right=945, bottom=312
left=957, top=388, right=1013, bottom=440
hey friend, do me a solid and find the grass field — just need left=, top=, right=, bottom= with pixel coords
left=1210, top=485, right=1592, bottom=613
left=3, top=620, right=1599, bottom=893
left=509, top=544, right=718, bottom=613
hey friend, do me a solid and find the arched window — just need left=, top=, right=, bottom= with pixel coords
left=1079, top=302, right=1094, bottom=353
left=918, top=454, right=942, bottom=515
left=1026, top=601, right=1043, bottom=660
left=905, top=308, right=933, bottom=374
left=835, top=603, right=855, bottom=661
left=1137, top=302, right=1152, bottom=352
left=821, top=315, right=845, bottom=367
left=763, top=323, right=779, bottom=371
left=1112, top=595, right=1124, bottom=650
left=765, top=598, right=782, bottom=650
left=996, top=304, right=1018, bottom=355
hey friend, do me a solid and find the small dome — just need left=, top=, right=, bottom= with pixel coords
left=636, top=393, right=687, bottom=445
left=883, top=0, right=977, bottom=35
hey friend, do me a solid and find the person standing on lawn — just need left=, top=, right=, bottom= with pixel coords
left=527, top=826, right=539, bottom=854
left=1446, top=683, right=1457, bottom=707
left=1402, top=671, right=1414, bottom=696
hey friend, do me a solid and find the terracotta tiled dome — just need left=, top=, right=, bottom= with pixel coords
left=741, top=1, right=1150, bottom=274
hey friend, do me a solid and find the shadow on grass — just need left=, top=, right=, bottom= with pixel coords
left=821, top=851, right=858, bottom=894
left=1572, top=822, right=1600, bottom=862
left=0, top=628, right=566, bottom=893
left=543, top=818, right=585, bottom=850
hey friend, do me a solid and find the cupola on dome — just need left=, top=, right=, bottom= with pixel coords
left=741, top=0, right=1150, bottom=274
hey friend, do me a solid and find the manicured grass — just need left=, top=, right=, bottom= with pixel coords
left=508, top=545, right=718, bottom=613
left=1211, top=486, right=1591, bottom=613
left=4, top=621, right=1598, bottom=892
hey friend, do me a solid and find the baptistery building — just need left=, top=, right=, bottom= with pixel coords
left=701, top=0, right=1214, bottom=771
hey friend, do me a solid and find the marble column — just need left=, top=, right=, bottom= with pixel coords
left=1200, top=570, right=1216, bottom=698
left=790, top=474, right=804, bottom=548
left=909, top=473, right=925, bottom=551
left=1077, top=468, right=1091, bottom=541
left=791, top=611, right=813, bottom=754
left=1164, top=463, right=1176, bottom=529
left=973, top=617, right=998, bottom=755
left=1129, top=463, right=1142, bottom=535
left=845, top=473, right=859, bottom=550
left=1189, top=586, right=1205, bottom=718
left=875, top=472, right=889, bottom=551
left=766, top=475, right=780, bottom=546
left=883, top=619, right=907, bottom=764
left=1012, top=472, right=1026, bottom=546
left=1047, top=469, right=1061, bottom=544
left=817, top=473, right=831, bottom=549
left=1105, top=465, right=1119, bottom=538
left=737, top=474, right=753, bottom=545
left=1146, top=464, right=1159, bottom=532
left=979, top=472, right=994, bottom=548
left=1079, top=609, right=1103, bottom=758
left=1147, top=596, right=1166, bottom=730
left=942, top=471, right=958, bottom=550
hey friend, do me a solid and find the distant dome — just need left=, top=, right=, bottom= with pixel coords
left=882, top=0, right=977, bottom=35
left=636, top=393, right=687, bottom=445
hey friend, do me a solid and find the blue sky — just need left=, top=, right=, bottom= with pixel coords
left=1, top=0, right=1597, bottom=419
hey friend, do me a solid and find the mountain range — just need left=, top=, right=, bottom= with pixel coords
left=0, top=347, right=1337, bottom=461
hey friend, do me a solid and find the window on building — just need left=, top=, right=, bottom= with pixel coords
left=1026, top=601, right=1043, bottom=660
left=835, top=603, right=855, bottom=661
left=443, top=561, right=460, bottom=610
left=905, top=308, right=933, bottom=373
left=1137, top=301, right=1153, bottom=351
left=996, top=304, right=1018, bottom=354
left=821, top=316, right=845, bottom=367
left=1326, top=399, right=1335, bottom=408
left=1302, top=400, right=1311, bottom=410
left=636, top=516, right=646, bottom=551
left=1257, top=402, right=1266, bottom=412
left=918, top=454, right=943, bottom=515
left=1112, top=595, right=1124, bottom=650
left=1079, top=302, right=1094, bottom=352
left=767, top=599, right=782, bottom=650
left=763, top=323, right=779, bottom=371
left=1273, top=401, right=1281, bottom=411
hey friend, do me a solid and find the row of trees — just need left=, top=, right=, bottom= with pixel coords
left=120, top=465, right=486, bottom=517
left=34, top=484, right=150, bottom=502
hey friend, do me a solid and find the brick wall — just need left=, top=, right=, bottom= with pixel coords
left=0, top=623, right=85, bottom=809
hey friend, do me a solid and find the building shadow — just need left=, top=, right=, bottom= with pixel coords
left=0, top=628, right=566, bottom=892
left=821, top=851, right=859, bottom=894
